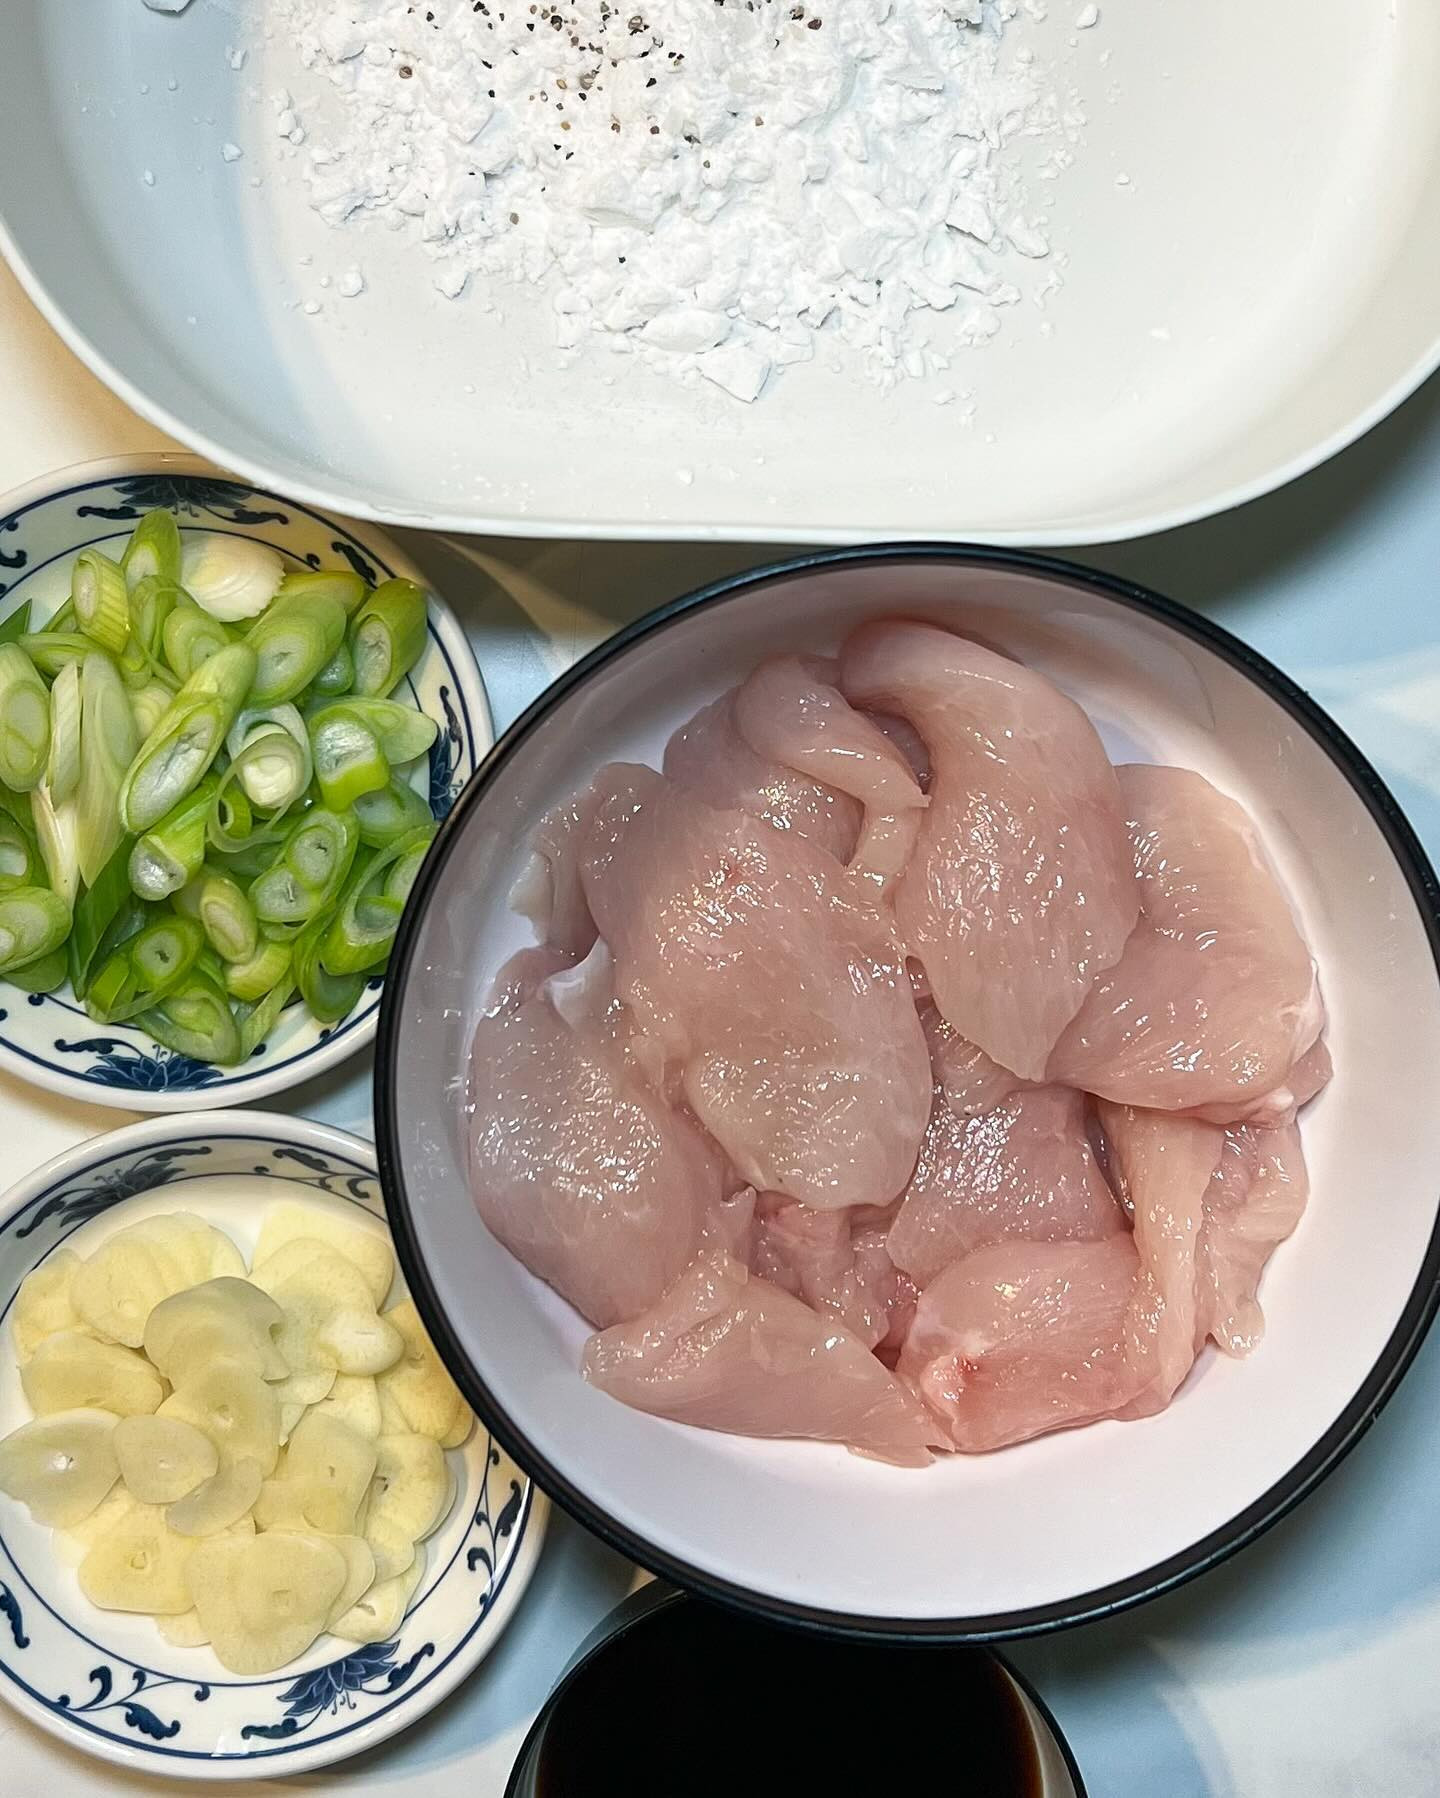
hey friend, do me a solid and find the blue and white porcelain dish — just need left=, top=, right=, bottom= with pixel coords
left=0, top=1109, right=546, bottom=1779
left=0, top=454, right=492, bottom=1111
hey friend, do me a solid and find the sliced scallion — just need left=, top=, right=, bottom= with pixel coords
left=17, top=632, right=94, bottom=679
left=119, top=641, right=256, bottom=834
left=127, top=574, right=182, bottom=665
left=131, top=914, right=205, bottom=1001
left=0, top=886, right=70, bottom=974
left=163, top=596, right=233, bottom=681
left=45, top=661, right=82, bottom=805
left=128, top=773, right=219, bottom=901
left=0, top=643, right=51, bottom=793
left=76, top=652, right=139, bottom=885
left=71, top=549, right=130, bottom=656
left=307, top=696, right=437, bottom=766
left=320, top=826, right=432, bottom=975
left=250, top=807, right=358, bottom=925
left=352, top=778, right=434, bottom=847
left=348, top=578, right=427, bottom=698
left=180, top=533, right=284, bottom=623
left=294, top=916, right=363, bottom=1023
left=137, top=972, right=242, bottom=1066
left=121, top=510, right=182, bottom=590
left=237, top=975, right=296, bottom=1058
left=225, top=704, right=312, bottom=811
left=197, top=872, right=258, bottom=963
left=246, top=591, right=347, bottom=706
left=311, top=639, right=355, bottom=697
left=31, top=780, right=80, bottom=911
left=0, top=812, right=40, bottom=891
left=69, top=842, right=139, bottom=998
left=310, top=709, right=388, bottom=811
left=6, top=943, right=67, bottom=994
left=224, top=937, right=291, bottom=1002
left=274, top=568, right=369, bottom=617
left=129, top=677, right=178, bottom=740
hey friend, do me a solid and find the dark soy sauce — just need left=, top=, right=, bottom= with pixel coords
left=529, top=1598, right=1043, bottom=1798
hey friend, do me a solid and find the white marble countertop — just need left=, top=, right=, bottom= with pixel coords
left=4, top=254, right=1440, bottom=1794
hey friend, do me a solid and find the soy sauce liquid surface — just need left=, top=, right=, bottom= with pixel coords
left=533, top=1600, right=1042, bottom=1798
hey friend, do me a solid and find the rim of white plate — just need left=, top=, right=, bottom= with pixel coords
left=2, top=217, right=1439, bottom=547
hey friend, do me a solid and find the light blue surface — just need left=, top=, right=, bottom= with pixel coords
left=286, top=372, right=1440, bottom=1796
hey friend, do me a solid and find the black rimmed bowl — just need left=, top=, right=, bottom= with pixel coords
left=376, top=545, right=1440, bottom=1640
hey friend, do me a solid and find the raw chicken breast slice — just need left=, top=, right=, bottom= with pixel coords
left=583, top=1251, right=942, bottom=1466
left=731, top=656, right=928, bottom=890
left=581, top=767, right=932, bottom=1210
left=841, top=621, right=1138, bottom=1079
left=466, top=955, right=719, bottom=1328
left=508, top=765, right=650, bottom=959
left=889, top=1083, right=1124, bottom=1289
left=1195, top=1123, right=1310, bottom=1356
left=897, top=1236, right=1144, bottom=1452
left=1182, top=1036, right=1333, bottom=1128
left=663, top=692, right=860, bottom=863
left=1049, top=765, right=1320, bottom=1112
left=920, top=1002, right=1030, bottom=1118
left=751, top=1196, right=906, bottom=1350
left=1098, top=1101, right=1223, bottom=1415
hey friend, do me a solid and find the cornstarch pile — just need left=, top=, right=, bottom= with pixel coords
left=274, top=0, right=1080, bottom=400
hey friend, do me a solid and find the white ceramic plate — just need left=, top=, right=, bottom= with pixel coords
left=0, top=454, right=491, bottom=1112
left=0, top=1110, right=546, bottom=1779
left=0, top=4, right=1437, bottom=544
left=376, top=547, right=1440, bottom=1637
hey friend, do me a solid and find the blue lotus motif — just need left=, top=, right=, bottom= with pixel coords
left=16, top=1144, right=212, bottom=1238
left=54, top=1036, right=227, bottom=1093
left=241, top=1641, right=436, bottom=1741
left=428, top=684, right=466, bottom=819
left=75, top=476, right=288, bottom=526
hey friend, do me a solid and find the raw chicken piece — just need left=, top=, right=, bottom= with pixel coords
left=466, top=960, right=719, bottom=1328
left=751, top=1197, right=905, bottom=1350
left=897, top=1236, right=1144, bottom=1452
left=920, top=1002, right=1029, bottom=1118
left=1195, top=1123, right=1309, bottom=1356
left=1183, top=1036, right=1333, bottom=1128
left=1049, top=765, right=1321, bottom=1112
left=1098, top=1101, right=1223, bottom=1414
left=582, top=767, right=932, bottom=1210
left=889, top=1084, right=1123, bottom=1288
left=508, top=768, right=644, bottom=959
left=664, top=693, right=860, bottom=864
left=583, top=1251, right=942, bottom=1465
left=731, top=656, right=928, bottom=889
left=841, top=621, right=1138, bottom=1079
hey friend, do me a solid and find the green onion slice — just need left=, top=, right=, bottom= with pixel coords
left=30, top=780, right=80, bottom=911
left=138, top=972, right=242, bottom=1066
left=274, top=568, right=369, bottom=617
left=45, top=661, right=82, bottom=805
left=121, top=511, right=183, bottom=590
left=6, top=943, right=67, bottom=994
left=306, top=697, right=438, bottom=767
left=311, top=638, right=355, bottom=698
left=0, top=812, right=41, bottom=892
left=197, top=871, right=259, bottom=964
left=352, top=778, right=434, bottom=847
left=71, top=549, right=130, bottom=656
left=119, top=641, right=256, bottom=835
left=310, top=710, right=388, bottom=812
left=0, top=600, right=32, bottom=647
left=17, top=632, right=94, bottom=679
left=69, top=842, right=139, bottom=998
left=76, top=652, right=140, bottom=886
left=224, top=938, right=291, bottom=1003
left=128, top=772, right=219, bottom=902
left=294, top=917, right=364, bottom=1023
left=0, top=643, right=51, bottom=793
left=180, top=533, right=283, bottom=624
left=0, top=886, right=70, bottom=974
left=162, top=596, right=233, bottom=682
left=246, top=591, right=347, bottom=706
left=348, top=578, right=427, bottom=698
left=225, top=704, right=312, bottom=811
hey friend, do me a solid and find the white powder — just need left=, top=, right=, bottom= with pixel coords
left=273, top=0, right=1080, bottom=399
